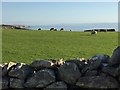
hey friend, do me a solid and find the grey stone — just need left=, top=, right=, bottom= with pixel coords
left=65, top=59, right=85, bottom=71
left=89, top=59, right=102, bottom=70
left=76, top=76, right=119, bottom=89
left=68, top=85, right=80, bottom=90
left=24, top=73, right=38, bottom=88
left=118, top=75, right=120, bottom=82
left=109, top=46, right=120, bottom=66
left=102, top=66, right=118, bottom=77
left=1, top=77, right=9, bottom=89
left=116, top=65, right=120, bottom=82
left=81, top=59, right=101, bottom=74
left=84, top=70, right=98, bottom=76
left=99, top=72, right=108, bottom=77
left=10, top=78, right=24, bottom=88
left=102, top=63, right=109, bottom=67
left=30, top=60, right=54, bottom=69
left=89, top=54, right=110, bottom=63
left=0, top=64, right=8, bottom=76
left=44, top=81, right=67, bottom=90
left=58, top=62, right=81, bottom=85
left=1, top=62, right=17, bottom=77
left=9, top=63, right=34, bottom=79
left=116, top=65, right=120, bottom=75
left=24, top=69, right=56, bottom=88
left=0, top=78, right=1, bottom=90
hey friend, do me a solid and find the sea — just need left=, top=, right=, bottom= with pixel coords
left=27, top=23, right=118, bottom=31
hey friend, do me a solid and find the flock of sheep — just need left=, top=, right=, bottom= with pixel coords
left=38, top=27, right=98, bottom=35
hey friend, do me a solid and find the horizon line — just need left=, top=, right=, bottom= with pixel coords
left=2, top=22, right=118, bottom=26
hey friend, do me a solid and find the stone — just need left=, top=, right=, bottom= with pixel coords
left=24, top=73, right=38, bottom=88
left=0, top=64, right=8, bottom=76
left=10, top=78, right=24, bottom=88
left=76, top=76, right=119, bottom=89
left=24, top=69, right=56, bottom=88
left=68, top=85, right=80, bottom=90
left=116, top=65, right=120, bottom=75
left=89, top=54, right=110, bottom=63
left=116, top=65, right=120, bottom=82
left=1, top=77, right=9, bottom=89
left=0, top=78, right=1, bottom=90
left=102, top=66, right=118, bottom=77
left=84, top=70, right=98, bottom=76
left=81, top=59, right=102, bottom=74
left=99, top=72, right=108, bottom=77
left=88, top=54, right=111, bottom=68
left=9, top=63, right=34, bottom=79
left=30, top=60, right=54, bottom=70
left=102, top=63, right=109, bottom=67
left=118, top=75, right=120, bottom=82
left=109, top=46, right=120, bottom=66
left=2, top=50, right=120, bottom=89
left=58, top=62, right=81, bottom=85
left=44, top=81, right=67, bottom=90
left=1, top=62, right=17, bottom=77
left=89, top=59, right=102, bottom=70
left=65, top=59, right=85, bottom=71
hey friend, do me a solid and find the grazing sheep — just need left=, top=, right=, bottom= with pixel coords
left=91, top=30, right=97, bottom=35
left=38, top=28, right=41, bottom=30
left=60, top=28, right=64, bottom=31
left=50, top=28, right=54, bottom=31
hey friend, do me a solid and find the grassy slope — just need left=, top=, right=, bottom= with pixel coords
left=2, top=29, right=118, bottom=64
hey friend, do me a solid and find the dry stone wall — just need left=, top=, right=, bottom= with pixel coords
left=1, top=46, right=120, bottom=90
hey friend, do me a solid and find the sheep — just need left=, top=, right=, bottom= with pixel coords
left=91, top=30, right=97, bottom=35
left=60, top=28, right=64, bottom=31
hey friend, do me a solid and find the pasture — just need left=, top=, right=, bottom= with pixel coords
left=2, top=29, right=118, bottom=64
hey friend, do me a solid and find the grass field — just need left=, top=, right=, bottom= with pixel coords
left=2, top=29, right=118, bottom=64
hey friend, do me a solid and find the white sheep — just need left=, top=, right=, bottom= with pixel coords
left=91, top=30, right=97, bottom=35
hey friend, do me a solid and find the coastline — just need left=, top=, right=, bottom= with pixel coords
left=1, top=23, right=118, bottom=31
left=28, top=23, right=118, bottom=31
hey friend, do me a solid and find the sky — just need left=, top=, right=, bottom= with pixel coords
left=2, top=2, right=118, bottom=25
left=1, top=0, right=120, bottom=2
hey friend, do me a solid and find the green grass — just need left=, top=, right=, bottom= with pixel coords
left=2, top=29, right=118, bottom=64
